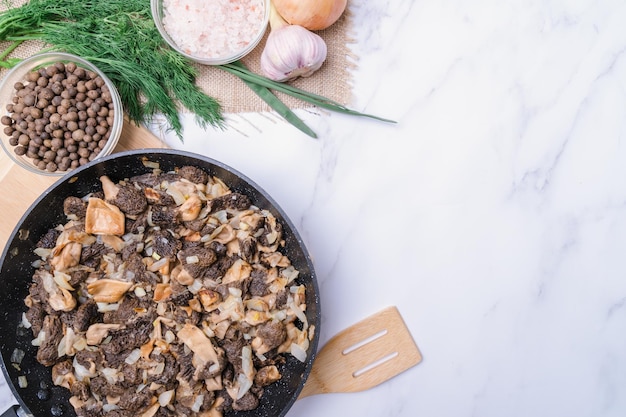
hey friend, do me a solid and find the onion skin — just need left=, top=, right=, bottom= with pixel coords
left=272, top=0, right=348, bottom=31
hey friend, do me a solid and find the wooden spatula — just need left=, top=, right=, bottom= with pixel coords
left=298, top=306, right=422, bottom=398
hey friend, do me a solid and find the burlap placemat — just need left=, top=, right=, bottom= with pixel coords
left=0, top=1, right=356, bottom=114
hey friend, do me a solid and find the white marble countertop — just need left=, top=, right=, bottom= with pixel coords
left=3, top=0, right=626, bottom=416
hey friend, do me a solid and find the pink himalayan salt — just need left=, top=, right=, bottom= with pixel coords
left=162, top=0, right=266, bottom=60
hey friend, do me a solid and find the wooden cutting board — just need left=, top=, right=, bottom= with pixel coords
left=0, top=121, right=167, bottom=251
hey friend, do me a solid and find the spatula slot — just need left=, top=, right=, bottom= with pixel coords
left=342, top=329, right=388, bottom=355
left=353, top=351, right=399, bottom=378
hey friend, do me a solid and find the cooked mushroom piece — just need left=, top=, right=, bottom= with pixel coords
left=48, top=287, right=77, bottom=312
left=178, top=166, right=209, bottom=184
left=85, top=197, right=125, bottom=236
left=87, top=279, right=133, bottom=303
left=85, top=323, right=123, bottom=345
left=178, top=194, right=202, bottom=221
left=177, top=323, right=222, bottom=368
left=50, top=241, right=82, bottom=272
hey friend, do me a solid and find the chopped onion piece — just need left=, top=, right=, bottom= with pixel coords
left=290, top=343, right=307, bottom=363
left=31, top=330, right=45, bottom=346
left=125, top=348, right=142, bottom=365
left=148, top=256, right=169, bottom=272
left=102, top=404, right=119, bottom=412
left=153, top=361, right=165, bottom=375
left=282, top=266, right=299, bottom=282
left=228, top=287, right=242, bottom=298
left=18, top=375, right=27, bottom=388
left=166, top=186, right=186, bottom=206
left=289, top=299, right=308, bottom=329
left=186, top=255, right=199, bottom=264
left=165, top=330, right=176, bottom=344
left=214, top=210, right=228, bottom=224
left=142, top=160, right=160, bottom=169
left=102, top=367, right=121, bottom=384
left=21, top=313, right=32, bottom=329
left=236, top=373, right=253, bottom=400
left=188, top=279, right=203, bottom=294
left=158, top=389, right=174, bottom=406
left=271, top=310, right=287, bottom=321
left=57, top=334, right=67, bottom=358
left=191, top=394, right=204, bottom=413
left=134, top=287, right=147, bottom=297
left=72, top=337, right=87, bottom=352
left=11, top=348, right=25, bottom=365
left=33, top=247, right=52, bottom=259
left=241, top=346, right=254, bottom=379
left=97, top=302, right=120, bottom=312
left=147, top=210, right=155, bottom=227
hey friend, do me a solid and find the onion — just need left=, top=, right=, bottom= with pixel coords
left=33, top=247, right=52, bottom=259
left=290, top=342, right=307, bottom=362
left=272, top=0, right=347, bottom=30
left=21, top=313, right=32, bottom=329
left=102, top=404, right=120, bottom=412
left=166, top=186, right=186, bottom=206
left=289, top=298, right=308, bottom=329
left=142, top=160, right=160, bottom=169
left=241, top=346, right=254, bottom=379
left=165, top=330, right=176, bottom=344
left=186, top=255, right=199, bottom=264
left=191, top=394, right=204, bottom=413
left=236, top=373, right=253, bottom=400
left=10, top=348, right=25, bottom=366
left=148, top=256, right=169, bottom=272
left=213, top=210, right=228, bottom=224
left=188, top=279, right=203, bottom=294
left=158, top=389, right=175, bottom=406
left=282, top=266, right=299, bottom=283
left=125, top=348, right=142, bottom=365
left=31, top=330, right=46, bottom=346
left=57, top=335, right=67, bottom=358
left=228, top=287, right=242, bottom=298
left=134, top=286, right=147, bottom=297
left=72, top=337, right=87, bottom=352
left=18, top=375, right=28, bottom=388
left=97, top=302, right=120, bottom=312
left=101, top=367, right=121, bottom=384
left=152, top=361, right=166, bottom=375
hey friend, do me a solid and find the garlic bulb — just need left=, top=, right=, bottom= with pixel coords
left=261, top=25, right=327, bottom=82
left=260, top=2, right=327, bottom=82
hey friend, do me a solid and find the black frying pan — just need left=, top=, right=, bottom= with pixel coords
left=0, top=149, right=321, bottom=417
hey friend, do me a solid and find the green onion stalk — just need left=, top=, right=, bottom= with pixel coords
left=0, top=0, right=394, bottom=139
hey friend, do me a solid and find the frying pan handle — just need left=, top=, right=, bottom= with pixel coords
left=0, top=406, right=19, bottom=417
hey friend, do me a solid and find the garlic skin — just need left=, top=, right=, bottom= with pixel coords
left=260, top=24, right=328, bottom=82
